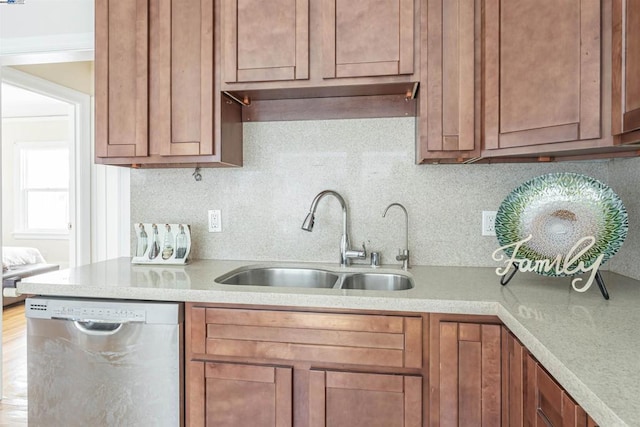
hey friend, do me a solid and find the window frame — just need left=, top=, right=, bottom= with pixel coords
left=13, top=140, right=70, bottom=240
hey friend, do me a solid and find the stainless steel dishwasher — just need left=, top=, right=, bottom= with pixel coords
left=26, top=296, right=183, bottom=427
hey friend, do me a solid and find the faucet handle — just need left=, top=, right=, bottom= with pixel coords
left=396, top=249, right=410, bottom=270
left=345, top=242, right=367, bottom=260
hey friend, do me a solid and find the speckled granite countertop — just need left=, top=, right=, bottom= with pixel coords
left=19, top=257, right=640, bottom=426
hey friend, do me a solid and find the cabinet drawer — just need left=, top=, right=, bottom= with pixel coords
left=192, top=307, right=422, bottom=369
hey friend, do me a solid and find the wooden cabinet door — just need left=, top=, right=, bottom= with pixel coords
left=502, top=329, right=527, bottom=426
left=308, top=370, right=421, bottom=427
left=149, top=0, right=215, bottom=157
left=95, top=0, right=242, bottom=167
left=505, top=332, right=599, bottom=427
left=321, top=0, right=414, bottom=79
left=203, top=362, right=292, bottom=427
left=613, top=0, right=640, bottom=138
left=222, top=0, right=309, bottom=83
left=418, top=0, right=480, bottom=163
left=430, top=320, right=502, bottom=426
left=483, top=0, right=601, bottom=150
left=95, top=0, right=149, bottom=159
left=525, top=354, right=589, bottom=427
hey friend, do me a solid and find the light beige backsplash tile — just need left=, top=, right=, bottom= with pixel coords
left=607, top=156, right=640, bottom=280
left=131, top=118, right=628, bottom=273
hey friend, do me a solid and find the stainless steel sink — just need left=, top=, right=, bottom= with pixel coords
left=216, top=267, right=339, bottom=288
left=216, top=266, right=414, bottom=291
left=340, top=273, right=414, bottom=291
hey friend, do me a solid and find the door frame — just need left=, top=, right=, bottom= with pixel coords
left=1, top=66, right=91, bottom=267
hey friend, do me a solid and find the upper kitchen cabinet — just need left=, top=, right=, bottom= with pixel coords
left=417, top=0, right=481, bottom=163
left=220, top=0, right=419, bottom=100
left=613, top=0, right=640, bottom=144
left=482, top=0, right=602, bottom=156
left=95, top=0, right=242, bottom=168
left=414, top=0, right=640, bottom=163
left=321, top=0, right=415, bottom=79
left=95, top=0, right=149, bottom=159
left=222, top=0, right=309, bottom=83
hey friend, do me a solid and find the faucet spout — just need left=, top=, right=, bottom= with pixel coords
left=301, top=212, right=315, bottom=232
left=302, top=190, right=365, bottom=266
left=302, top=190, right=347, bottom=234
left=383, top=203, right=410, bottom=270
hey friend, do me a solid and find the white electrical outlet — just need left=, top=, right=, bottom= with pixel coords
left=482, top=211, right=497, bottom=236
left=208, top=210, right=222, bottom=232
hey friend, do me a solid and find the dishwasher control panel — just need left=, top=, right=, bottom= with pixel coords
left=25, top=296, right=183, bottom=324
left=52, top=306, right=146, bottom=322
left=26, top=298, right=146, bottom=323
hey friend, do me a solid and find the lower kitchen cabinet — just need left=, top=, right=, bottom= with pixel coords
left=429, top=315, right=503, bottom=426
left=185, top=303, right=425, bottom=426
left=503, top=329, right=527, bottom=426
left=201, top=362, right=292, bottom=427
left=525, top=355, right=599, bottom=427
left=186, top=304, right=600, bottom=426
left=504, top=331, right=599, bottom=427
left=189, top=362, right=422, bottom=427
left=309, top=370, right=422, bottom=427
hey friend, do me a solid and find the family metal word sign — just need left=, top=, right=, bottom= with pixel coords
left=492, top=234, right=604, bottom=293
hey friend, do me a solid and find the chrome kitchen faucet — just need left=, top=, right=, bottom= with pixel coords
left=302, top=190, right=366, bottom=267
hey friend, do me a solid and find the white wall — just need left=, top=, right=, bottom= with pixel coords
left=0, top=0, right=93, bottom=56
left=131, top=118, right=620, bottom=272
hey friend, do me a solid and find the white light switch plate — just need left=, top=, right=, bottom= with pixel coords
left=208, top=210, right=222, bottom=232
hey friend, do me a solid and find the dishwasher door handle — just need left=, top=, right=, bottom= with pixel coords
left=72, top=320, right=126, bottom=336
left=50, top=316, right=144, bottom=335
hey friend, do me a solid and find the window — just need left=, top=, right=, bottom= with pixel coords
left=14, top=142, right=69, bottom=239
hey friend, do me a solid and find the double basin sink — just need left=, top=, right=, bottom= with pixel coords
left=215, top=266, right=413, bottom=291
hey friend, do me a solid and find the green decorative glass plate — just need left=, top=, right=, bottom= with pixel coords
left=495, top=173, right=628, bottom=276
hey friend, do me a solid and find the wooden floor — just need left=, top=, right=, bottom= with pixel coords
left=0, top=303, right=27, bottom=426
